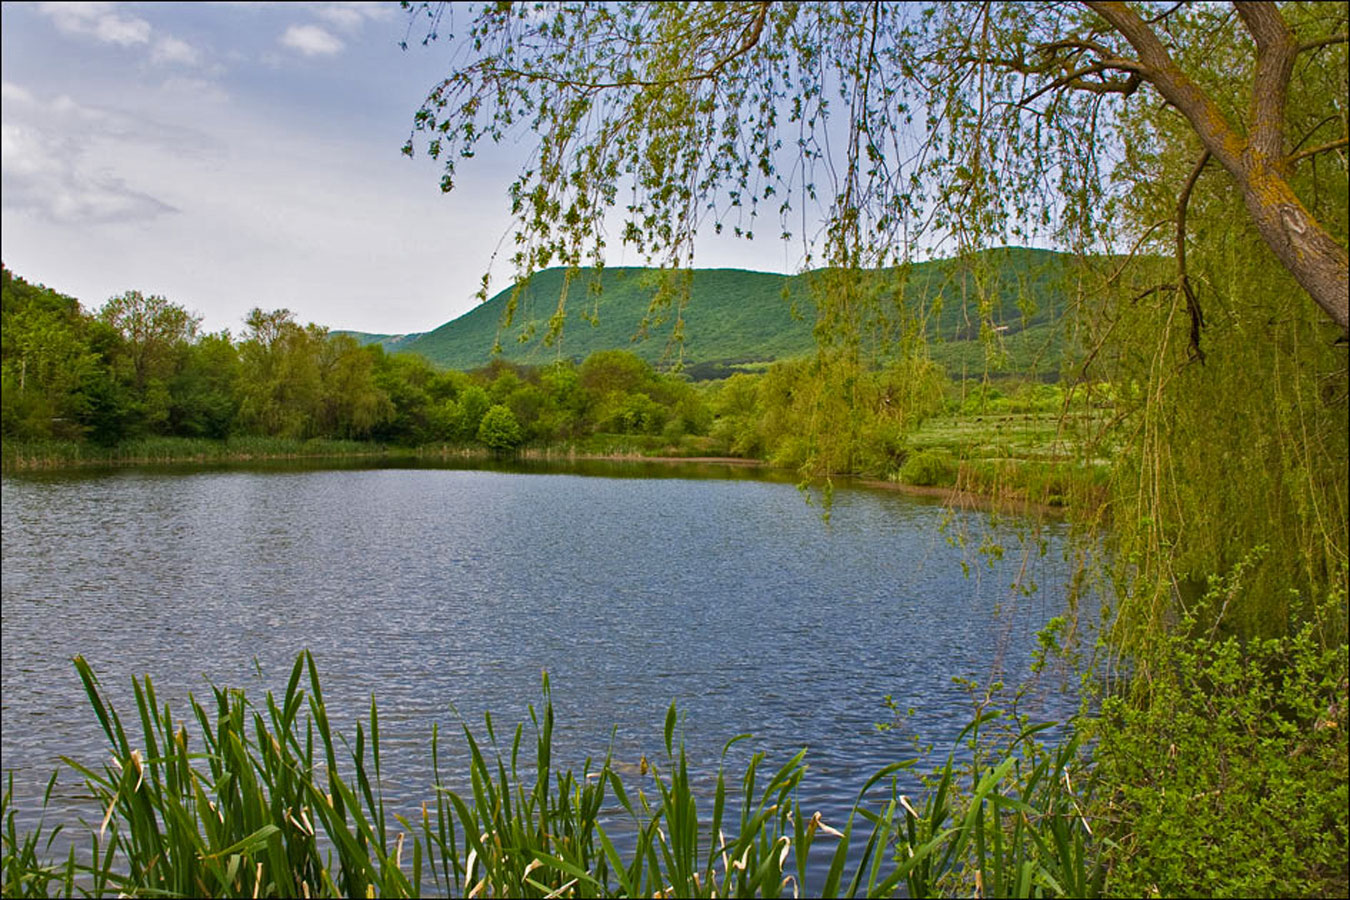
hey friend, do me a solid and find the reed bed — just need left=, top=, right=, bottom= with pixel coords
left=1, top=437, right=386, bottom=470
left=1, top=652, right=1101, bottom=898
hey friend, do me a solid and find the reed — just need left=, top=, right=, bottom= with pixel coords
left=1, top=652, right=1101, bottom=898
left=1, top=437, right=388, bottom=471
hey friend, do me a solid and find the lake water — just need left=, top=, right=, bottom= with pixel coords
left=1, top=459, right=1082, bottom=868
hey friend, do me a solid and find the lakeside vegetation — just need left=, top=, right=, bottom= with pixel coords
left=4, top=0, right=1348, bottom=895
left=1, top=652, right=1106, bottom=899
left=3, top=584, right=1344, bottom=898
left=3, top=263, right=1100, bottom=509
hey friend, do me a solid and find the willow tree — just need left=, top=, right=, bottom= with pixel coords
left=404, top=2, right=1347, bottom=637
left=404, top=1, right=1345, bottom=325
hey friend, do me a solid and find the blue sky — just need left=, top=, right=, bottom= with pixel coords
left=1, top=2, right=800, bottom=336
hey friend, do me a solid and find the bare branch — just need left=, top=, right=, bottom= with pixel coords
left=1132, top=282, right=1177, bottom=304
left=1176, top=149, right=1212, bottom=363
left=1145, top=2, right=1189, bottom=26
left=1290, top=115, right=1341, bottom=155
left=1018, top=63, right=1142, bottom=108
left=1288, top=137, right=1350, bottom=167
left=1297, top=33, right=1348, bottom=54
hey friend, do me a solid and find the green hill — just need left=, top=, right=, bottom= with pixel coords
left=350, top=247, right=1078, bottom=378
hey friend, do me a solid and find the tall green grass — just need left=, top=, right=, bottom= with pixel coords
left=1, top=437, right=390, bottom=471
left=2, top=652, right=1101, bottom=897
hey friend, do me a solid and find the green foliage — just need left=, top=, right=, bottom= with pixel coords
left=899, top=449, right=959, bottom=488
left=168, top=332, right=240, bottom=439
left=97, top=290, right=200, bottom=391
left=476, top=403, right=524, bottom=453
left=1, top=261, right=1066, bottom=483
left=359, top=250, right=1075, bottom=380
left=1, top=268, right=102, bottom=441
left=1092, top=567, right=1350, bottom=898
left=1084, top=8, right=1350, bottom=645
left=318, top=336, right=395, bottom=439
left=456, top=385, right=491, bottom=441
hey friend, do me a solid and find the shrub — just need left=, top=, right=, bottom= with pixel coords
left=900, top=449, right=959, bottom=487
left=476, top=403, right=523, bottom=453
left=1091, top=570, right=1349, bottom=898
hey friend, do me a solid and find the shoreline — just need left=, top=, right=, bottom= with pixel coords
left=2, top=442, right=1072, bottom=517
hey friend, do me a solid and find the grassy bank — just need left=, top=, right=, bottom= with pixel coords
left=2, top=416, right=1108, bottom=516
left=0, top=435, right=737, bottom=472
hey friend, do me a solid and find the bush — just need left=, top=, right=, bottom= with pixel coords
left=899, top=449, right=958, bottom=487
left=476, top=403, right=523, bottom=453
left=1092, top=570, right=1349, bottom=898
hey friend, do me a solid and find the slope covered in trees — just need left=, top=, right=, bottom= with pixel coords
left=347, top=246, right=1075, bottom=378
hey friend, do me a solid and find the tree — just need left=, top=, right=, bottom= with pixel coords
left=403, top=0, right=1347, bottom=639
left=477, top=403, right=525, bottom=453
left=0, top=267, right=102, bottom=440
left=236, top=308, right=323, bottom=438
left=457, top=385, right=492, bottom=440
left=98, top=290, right=200, bottom=390
left=404, top=1, right=1347, bottom=340
left=169, top=332, right=240, bottom=439
left=318, top=334, right=395, bottom=439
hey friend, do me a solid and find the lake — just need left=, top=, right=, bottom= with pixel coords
left=1, top=459, right=1083, bottom=862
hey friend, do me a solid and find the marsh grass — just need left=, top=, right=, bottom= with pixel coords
left=2, top=652, right=1101, bottom=898
left=1, top=437, right=387, bottom=470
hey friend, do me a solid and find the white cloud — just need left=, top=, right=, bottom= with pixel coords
left=38, top=2, right=151, bottom=46
left=0, top=84, right=180, bottom=225
left=1, top=81, right=36, bottom=105
left=1, top=122, right=177, bottom=224
left=280, top=24, right=344, bottom=57
left=316, top=3, right=395, bottom=31
left=152, top=36, right=201, bottom=66
left=37, top=3, right=204, bottom=72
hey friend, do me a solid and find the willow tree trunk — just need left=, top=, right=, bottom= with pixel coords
left=1238, top=162, right=1350, bottom=331
left=1089, top=0, right=1350, bottom=335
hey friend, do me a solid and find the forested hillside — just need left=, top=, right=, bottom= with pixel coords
left=348, top=246, right=1075, bottom=378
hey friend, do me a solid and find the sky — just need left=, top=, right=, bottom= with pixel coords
left=1, top=1, right=803, bottom=337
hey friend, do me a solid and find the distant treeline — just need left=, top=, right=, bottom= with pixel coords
left=3, top=266, right=1073, bottom=473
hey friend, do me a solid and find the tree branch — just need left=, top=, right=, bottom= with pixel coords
left=1018, top=63, right=1142, bottom=107
left=1086, top=0, right=1348, bottom=335
left=1104, top=218, right=1172, bottom=286
left=1145, top=2, right=1189, bottom=26
left=1287, top=137, right=1349, bottom=167
left=1234, top=2, right=1297, bottom=166
left=475, top=2, right=771, bottom=92
left=1083, top=1, right=1247, bottom=172
left=1176, top=149, right=1211, bottom=363
left=1297, top=33, right=1348, bottom=53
